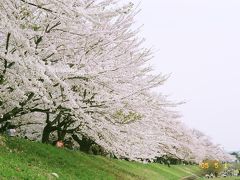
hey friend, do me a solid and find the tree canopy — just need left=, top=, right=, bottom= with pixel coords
left=0, top=0, right=234, bottom=163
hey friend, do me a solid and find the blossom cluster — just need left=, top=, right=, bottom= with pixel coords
left=0, top=0, right=234, bottom=162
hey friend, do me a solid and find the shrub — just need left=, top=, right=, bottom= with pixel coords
left=199, top=159, right=224, bottom=175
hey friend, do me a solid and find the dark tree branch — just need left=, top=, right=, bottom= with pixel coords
left=5, top=33, right=11, bottom=55
left=20, top=0, right=53, bottom=12
left=45, top=21, right=61, bottom=33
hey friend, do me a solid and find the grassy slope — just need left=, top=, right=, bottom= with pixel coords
left=0, top=136, right=201, bottom=180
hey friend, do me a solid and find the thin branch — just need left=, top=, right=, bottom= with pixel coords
left=20, top=0, right=53, bottom=12
left=5, top=33, right=11, bottom=55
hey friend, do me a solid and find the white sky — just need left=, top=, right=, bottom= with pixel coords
left=132, top=0, right=240, bottom=151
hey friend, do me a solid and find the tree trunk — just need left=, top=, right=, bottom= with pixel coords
left=42, top=112, right=52, bottom=143
left=42, top=124, right=52, bottom=143
left=72, top=134, right=94, bottom=153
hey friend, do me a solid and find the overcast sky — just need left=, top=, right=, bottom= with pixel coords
left=133, top=0, right=240, bottom=151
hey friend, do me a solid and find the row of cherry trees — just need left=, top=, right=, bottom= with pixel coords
left=0, top=0, right=234, bottom=163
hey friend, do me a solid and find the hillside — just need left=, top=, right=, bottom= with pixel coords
left=0, top=136, right=200, bottom=180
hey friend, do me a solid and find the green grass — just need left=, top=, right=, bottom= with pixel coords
left=0, top=135, right=201, bottom=180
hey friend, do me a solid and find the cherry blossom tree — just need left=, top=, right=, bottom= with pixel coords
left=0, top=0, right=233, bottom=163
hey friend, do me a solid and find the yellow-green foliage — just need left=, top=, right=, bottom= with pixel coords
left=19, top=7, right=41, bottom=31
left=113, top=110, right=142, bottom=123
left=199, top=160, right=224, bottom=174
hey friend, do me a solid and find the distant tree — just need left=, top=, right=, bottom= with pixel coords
left=230, top=152, right=240, bottom=161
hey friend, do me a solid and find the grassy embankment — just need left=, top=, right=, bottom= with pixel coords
left=0, top=135, right=203, bottom=179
